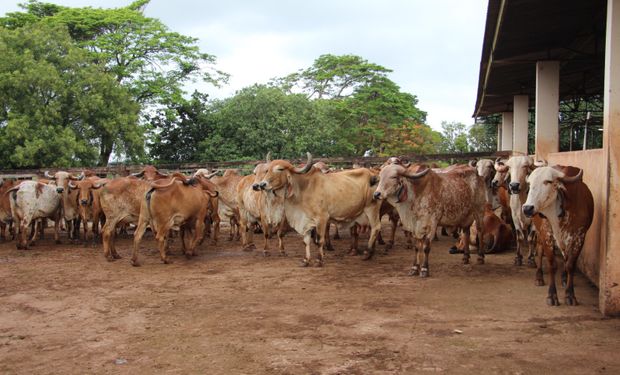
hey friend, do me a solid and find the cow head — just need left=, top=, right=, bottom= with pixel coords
left=258, top=153, right=314, bottom=194
left=503, top=156, right=537, bottom=194
left=193, top=168, right=219, bottom=179
left=69, top=178, right=106, bottom=206
left=491, top=158, right=509, bottom=190
left=312, top=161, right=332, bottom=174
left=44, top=171, right=84, bottom=194
left=131, top=165, right=168, bottom=181
left=522, top=166, right=583, bottom=218
left=373, top=164, right=430, bottom=202
left=472, top=159, right=495, bottom=188
left=190, top=174, right=219, bottom=197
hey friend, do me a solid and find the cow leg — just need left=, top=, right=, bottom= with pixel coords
left=385, top=216, right=397, bottom=252
left=277, top=222, right=286, bottom=256
left=545, top=246, right=560, bottom=306
left=300, top=230, right=312, bottom=267
left=315, top=219, right=329, bottom=267
left=461, top=227, right=471, bottom=265
left=211, top=213, right=220, bottom=246
left=325, top=223, right=335, bottom=251
left=102, top=219, right=118, bottom=260
left=405, top=230, right=413, bottom=249
left=349, top=225, right=359, bottom=256
left=535, top=242, right=545, bottom=286
left=180, top=226, right=188, bottom=255
left=526, top=229, right=537, bottom=268
left=16, top=220, right=27, bottom=250
left=514, top=229, right=524, bottom=266
left=53, top=214, right=61, bottom=245
left=261, top=218, right=271, bottom=257
left=474, top=219, right=485, bottom=265
left=156, top=229, right=172, bottom=264
left=191, top=219, right=206, bottom=257
left=363, top=210, right=381, bottom=260
left=239, top=216, right=255, bottom=252
left=564, top=252, right=579, bottom=306
left=420, top=237, right=432, bottom=277
left=131, top=217, right=150, bottom=267
left=0, top=222, right=5, bottom=241
left=408, top=238, right=423, bottom=276
left=27, top=220, right=39, bottom=248
left=377, top=229, right=385, bottom=245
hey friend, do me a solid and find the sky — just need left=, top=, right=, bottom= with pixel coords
left=0, top=0, right=489, bottom=131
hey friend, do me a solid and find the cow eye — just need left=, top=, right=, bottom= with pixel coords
left=543, top=180, right=552, bottom=185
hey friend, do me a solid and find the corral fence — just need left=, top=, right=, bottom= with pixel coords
left=0, top=151, right=511, bottom=180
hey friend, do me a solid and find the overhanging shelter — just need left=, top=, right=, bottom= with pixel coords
left=474, top=0, right=620, bottom=315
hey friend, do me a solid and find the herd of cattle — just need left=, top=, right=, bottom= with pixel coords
left=0, top=154, right=593, bottom=306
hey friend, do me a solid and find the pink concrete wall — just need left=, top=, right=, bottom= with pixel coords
left=547, top=149, right=604, bottom=287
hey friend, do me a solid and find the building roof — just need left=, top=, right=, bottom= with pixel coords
left=473, top=0, right=606, bottom=117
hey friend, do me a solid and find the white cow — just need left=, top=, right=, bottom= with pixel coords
left=8, top=181, right=62, bottom=249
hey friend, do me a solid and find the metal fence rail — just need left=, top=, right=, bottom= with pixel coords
left=0, top=151, right=510, bottom=179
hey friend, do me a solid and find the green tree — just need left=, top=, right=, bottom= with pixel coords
left=468, top=119, right=498, bottom=152
left=439, top=121, right=469, bottom=153
left=1, top=0, right=228, bottom=107
left=0, top=23, right=141, bottom=167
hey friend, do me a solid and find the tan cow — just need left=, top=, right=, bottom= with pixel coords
left=523, top=165, right=593, bottom=306
left=493, top=156, right=540, bottom=267
left=195, top=168, right=242, bottom=242
left=44, top=171, right=84, bottom=241
left=258, top=153, right=382, bottom=267
left=0, top=179, right=20, bottom=240
left=131, top=176, right=218, bottom=266
left=236, top=157, right=287, bottom=256
left=373, top=164, right=486, bottom=277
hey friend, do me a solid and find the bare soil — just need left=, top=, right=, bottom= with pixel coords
left=1, top=223, right=619, bottom=375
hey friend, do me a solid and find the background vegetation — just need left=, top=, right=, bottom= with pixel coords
left=3, top=0, right=597, bottom=168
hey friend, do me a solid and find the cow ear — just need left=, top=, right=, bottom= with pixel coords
left=556, top=185, right=567, bottom=217
left=285, top=173, right=295, bottom=199
left=369, top=175, right=379, bottom=186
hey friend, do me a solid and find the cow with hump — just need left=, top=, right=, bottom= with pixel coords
left=373, top=163, right=486, bottom=277
left=258, top=153, right=382, bottom=267
left=44, top=170, right=85, bottom=241
left=522, top=165, right=593, bottom=306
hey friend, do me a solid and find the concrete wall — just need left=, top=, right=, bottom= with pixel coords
left=547, top=149, right=604, bottom=287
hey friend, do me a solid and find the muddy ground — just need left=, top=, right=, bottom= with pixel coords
left=1, top=223, right=619, bottom=375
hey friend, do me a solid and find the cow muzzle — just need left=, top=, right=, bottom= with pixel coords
left=258, top=181, right=267, bottom=190
left=56, top=187, right=64, bottom=194
left=252, top=183, right=261, bottom=191
left=509, top=182, right=520, bottom=194
left=80, top=199, right=88, bottom=206
left=373, top=191, right=382, bottom=200
left=522, top=205, right=535, bottom=218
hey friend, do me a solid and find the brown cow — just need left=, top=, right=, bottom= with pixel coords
left=131, top=176, right=218, bottom=266
left=44, top=170, right=84, bottom=241
left=523, top=165, right=593, bottom=306
left=455, top=203, right=513, bottom=253
left=68, top=177, right=108, bottom=242
left=130, top=165, right=169, bottom=181
left=373, top=164, right=486, bottom=277
left=0, top=179, right=20, bottom=240
left=258, top=153, right=382, bottom=267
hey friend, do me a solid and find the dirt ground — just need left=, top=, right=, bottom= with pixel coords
left=1, top=222, right=619, bottom=375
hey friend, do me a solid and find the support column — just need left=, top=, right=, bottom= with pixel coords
left=501, top=112, right=513, bottom=151
left=535, top=61, right=560, bottom=160
left=513, top=95, right=529, bottom=154
left=601, top=0, right=620, bottom=316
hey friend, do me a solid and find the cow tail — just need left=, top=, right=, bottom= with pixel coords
left=145, top=187, right=155, bottom=217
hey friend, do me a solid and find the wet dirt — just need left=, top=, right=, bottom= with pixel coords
left=1, top=223, right=619, bottom=374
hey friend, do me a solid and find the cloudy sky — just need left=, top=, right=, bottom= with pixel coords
left=0, top=0, right=489, bottom=130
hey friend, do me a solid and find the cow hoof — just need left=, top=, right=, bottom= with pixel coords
left=546, top=296, right=560, bottom=306
left=362, top=251, right=374, bottom=260
left=348, top=248, right=358, bottom=256
left=278, top=252, right=287, bottom=257
left=514, top=257, right=523, bottom=266
left=299, top=259, right=310, bottom=267
left=377, top=238, right=385, bottom=245
left=131, top=260, right=141, bottom=267
left=326, top=244, right=335, bottom=251
left=333, top=233, right=341, bottom=240
left=408, top=267, right=420, bottom=276
left=448, top=246, right=461, bottom=254
left=313, top=259, right=323, bottom=267
left=162, top=259, right=173, bottom=264
left=420, top=268, right=430, bottom=278
left=535, top=279, right=545, bottom=286
left=385, top=243, right=394, bottom=251
left=262, top=251, right=271, bottom=257
left=476, top=257, right=485, bottom=265
left=185, top=253, right=192, bottom=260
left=242, top=245, right=254, bottom=252
left=462, top=257, right=470, bottom=265
left=527, top=259, right=536, bottom=268
left=565, top=296, right=578, bottom=306
left=406, top=244, right=413, bottom=250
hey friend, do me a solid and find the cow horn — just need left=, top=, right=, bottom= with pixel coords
left=402, top=166, right=431, bottom=179
left=92, top=181, right=106, bottom=189
left=68, top=181, right=78, bottom=189
left=206, top=170, right=219, bottom=179
left=534, top=159, right=548, bottom=167
left=44, top=171, right=56, bottom=179
left=469, top=160, right=477, bottom=168
left=559, top=168, right=583, bottom=183
left=494, top=157, right=504, bottom=166
left=157, top=171, right=169, bottom=177
left=293, top=152, right=314, bottom=174
left=71, top=171, right=85, bottom=180
left=150, top=178, right=177, bottom=189
left=131, top=170, right=145, bottom=178
left=266, top=152, right=272, bottom=163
